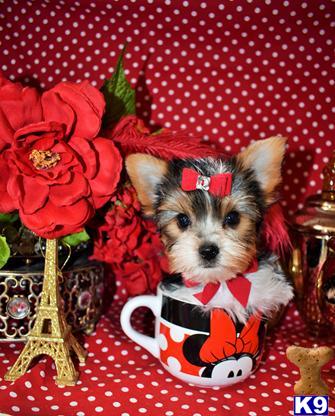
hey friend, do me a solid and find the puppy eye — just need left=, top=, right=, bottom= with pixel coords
left=176, top=213, right=191, bottom=229
left=223, top=211, right=240, bottom=227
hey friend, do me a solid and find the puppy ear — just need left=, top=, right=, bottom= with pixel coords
left=125, top=153, right=168, bottom=216
left=237, top=136, right=286, bottom=204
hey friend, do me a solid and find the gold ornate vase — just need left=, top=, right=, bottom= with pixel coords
left=0, top=255, right=105, bottom=341
left=289, top=153, right=335, bottom=336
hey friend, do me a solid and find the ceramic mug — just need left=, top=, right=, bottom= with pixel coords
left=120, top=280, right=266, bottom=387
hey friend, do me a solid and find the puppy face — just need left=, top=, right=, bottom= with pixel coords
left=126, top=137, right=286, bottom=284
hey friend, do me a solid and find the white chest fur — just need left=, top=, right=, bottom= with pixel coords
left=170, top=258, right=294, bottom=323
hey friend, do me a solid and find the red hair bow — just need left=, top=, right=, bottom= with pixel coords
left=181, top=168, right=232, bottom=197
left=199, top=309, right=261, bottom=363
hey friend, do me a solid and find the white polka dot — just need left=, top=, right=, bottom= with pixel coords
left=166, top=356, right=182, bottom=372
left=169, top=326, right=185, bottom=343
left=158, top=333, right=168, bottom=350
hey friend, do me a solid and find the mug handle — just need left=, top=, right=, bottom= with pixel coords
left=120, top=295, right=161, bottom=358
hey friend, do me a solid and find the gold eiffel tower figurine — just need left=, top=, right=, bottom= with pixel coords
left=5, top=239, right=86, bottom=386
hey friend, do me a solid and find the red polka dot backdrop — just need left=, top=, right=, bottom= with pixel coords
left=0, top=1, right=335, bottom=416
left=1, top=0, right=334, bottom=215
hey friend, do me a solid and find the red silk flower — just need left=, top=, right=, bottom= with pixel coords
left=0, top=75, right=122, bottom=238
left=91, top=184, right=169, bottom=296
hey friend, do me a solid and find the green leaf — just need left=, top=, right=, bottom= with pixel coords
left=101, top=45, right=136, bottom=128
left=0, top=235, right=10, bottom=269
left=62, top=230, right=90, bottom=247
left=152, top=128, right=164, bottom=136
left=0, top=212, right=19, bottom=223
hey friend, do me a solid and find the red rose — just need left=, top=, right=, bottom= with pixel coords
left=0, top=156, right=16, bottom=212
left=0, top=75, right=122, bottom=238
left=0, top=76, right=42, bottom=153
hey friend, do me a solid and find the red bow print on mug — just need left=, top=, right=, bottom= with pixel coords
left=181, top=168, right=232, bottom=197
left=199, top=309, right=261, bottom=363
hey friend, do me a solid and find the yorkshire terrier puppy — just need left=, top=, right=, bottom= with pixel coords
left=126, top=137, right=293, bottom=322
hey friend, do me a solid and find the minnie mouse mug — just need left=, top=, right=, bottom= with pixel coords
left=120, top=280, right=266, bottom=387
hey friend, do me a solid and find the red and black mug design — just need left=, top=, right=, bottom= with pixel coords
left=121, top=281, right=266, bottom=387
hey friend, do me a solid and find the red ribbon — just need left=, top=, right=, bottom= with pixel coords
left=181, top=168, right=232, bottom=197
left=184, top=259, right=258, bottom=308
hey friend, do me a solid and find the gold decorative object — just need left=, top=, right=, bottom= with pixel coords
left=4, top=239, right=86, bottom=386
left=0, top=262, right=104, bottom=340
left=289, top=152, right=335, bottom=336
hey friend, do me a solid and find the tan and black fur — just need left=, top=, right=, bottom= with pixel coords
left=126, top=137, right=286, bottom=284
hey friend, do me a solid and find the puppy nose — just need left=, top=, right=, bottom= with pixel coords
left=199, top=244, right=219, bottom=261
